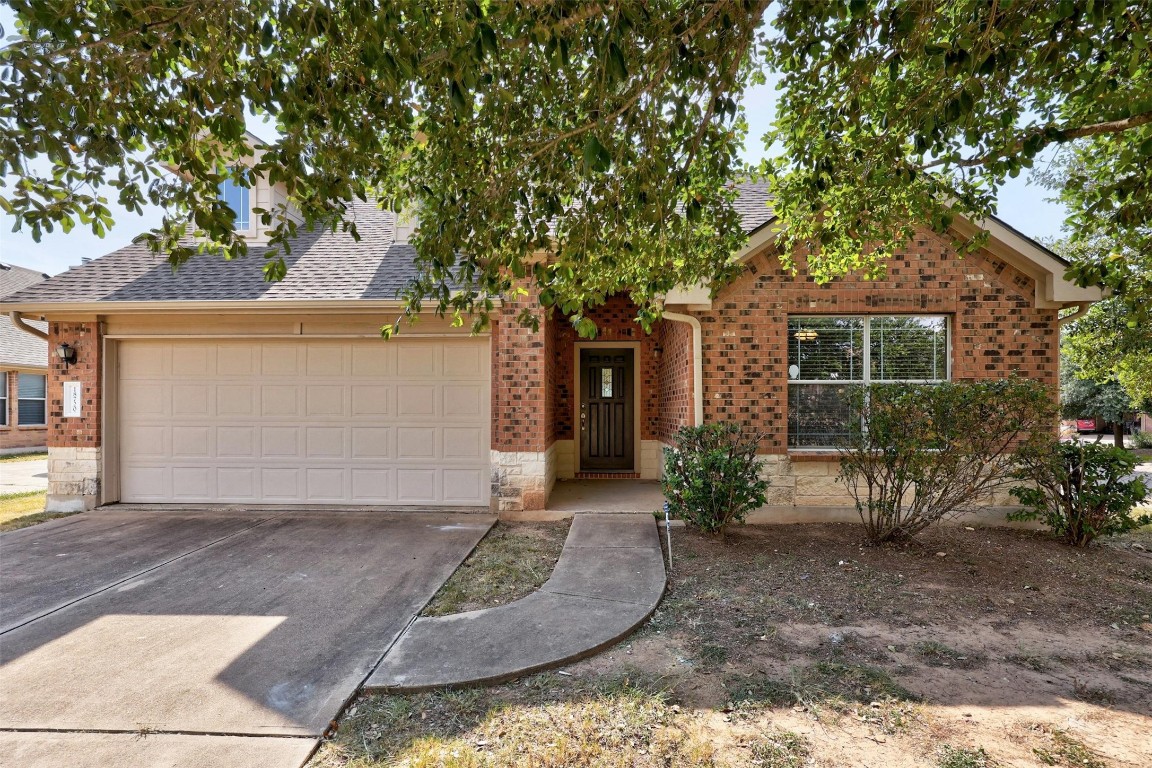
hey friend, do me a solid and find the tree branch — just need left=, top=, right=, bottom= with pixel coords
left=920, top=110, right=1152, bottom=172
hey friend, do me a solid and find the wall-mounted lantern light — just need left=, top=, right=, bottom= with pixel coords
left=55, top=342, right=77, bottom=368
left=653, top=344, right=664, bottom=361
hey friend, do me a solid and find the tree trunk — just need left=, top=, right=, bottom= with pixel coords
left=1114, top=421, right=1125, bottom=450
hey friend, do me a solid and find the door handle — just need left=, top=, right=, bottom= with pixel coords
left=580, top=404, right=587, bottom=431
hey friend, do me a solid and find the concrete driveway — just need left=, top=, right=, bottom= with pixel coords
left=0, top=457, right=48, bottom=493
left=0, top=508, right=494, bottom=767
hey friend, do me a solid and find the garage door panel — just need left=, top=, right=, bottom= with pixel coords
left=261, top=426, right=302, bottom=458
left=306, top=427, right=346, bottom=459
left=443, top=384, right=483, bottom=417
left=397, top=469, right=437, bottom=502
left=351, top=345, right=393, bottom=377
left=216, top=426, right=256, bottom=458
left=120, top=381, right=167, bottom=416
left=171, top=426, right=211, bottom=458
left=119, top=344, right=169, bottom=378
left=397, top=385, right=436, bottom=417
left=260, top=468, right=300, bottom=500
left=218, top=467, right=257, bottom=499
left=305, top=468, right=346, bottom=501
left=443, top=428, right=483, bottom=459
left=397, top=345, right=436, bottom=377
left=217, top=385, right=255, bottom=416
left=172, top=345, right=212, bottom=377
left=306, top=386, right=345, bottom=416
left=119, top=339, right=489, bottom=506
left=351, top=468, right=391, bottom=501
left=351, top=385, right=391, bottom=416
left=172, top=384, right=210, bottom=417
left=260, top=345, right=302, bottom=376
left=444, top=469, right=484, bottom=502
left=217, top=345, right=255, bottom=376
left=306, top=344, right=347, bottom=376
left=351, top=427, right=392, bottom=459
left=443, top=344, right=484, bottom=377
left=260, top=385, right=300, bottom=417
left=122, top=425, right=168, bottom=460
left=121, top=466, right=169, bottom=500
left=172, top=467, right=212, bottom=500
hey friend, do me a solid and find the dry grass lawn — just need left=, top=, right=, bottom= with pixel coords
left=0, top=492, right=76, bottom=531
left=0, top=451, right=48, bottom=463
left=311, top=521, right=1152, bottom=768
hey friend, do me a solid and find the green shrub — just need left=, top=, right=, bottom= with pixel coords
left=838, top=378, right=1056, bottom=543
left=662, top=423, right=769, bottom=536
left=1132, top=429, right=1152, bottom=449
left=1010, top=440, right=1150, bottom=546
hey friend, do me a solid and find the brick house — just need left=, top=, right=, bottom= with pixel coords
left=0, top=262, right=50, bottom=454
left=0, top=178, right=1099, bottom=516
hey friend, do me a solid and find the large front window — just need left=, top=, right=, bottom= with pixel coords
left=787, top=316, right=948, bottom=448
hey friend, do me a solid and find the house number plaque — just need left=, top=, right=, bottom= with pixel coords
left=63, top=381, right=82, bottom=418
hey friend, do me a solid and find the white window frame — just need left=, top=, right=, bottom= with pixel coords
left=0, top=371, right=8, bottom=426
left=787, top=315, right=951, bottom=449
left=17, top=372, right=47, bottom=426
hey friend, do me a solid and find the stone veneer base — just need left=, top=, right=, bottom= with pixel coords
left=46, top=446, right=101, bottom=512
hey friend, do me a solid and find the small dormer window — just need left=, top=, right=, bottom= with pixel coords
left=218, top=177, right=250, bottom=230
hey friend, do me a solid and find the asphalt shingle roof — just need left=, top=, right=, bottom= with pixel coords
left=0, top=262, right=49, bottom=367
left=1, top=188, right=776, bottom=308
left=732, top=181, right=775, bottom=233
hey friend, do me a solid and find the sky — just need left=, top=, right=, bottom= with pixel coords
left=0, top=8, right=1068, bottom=277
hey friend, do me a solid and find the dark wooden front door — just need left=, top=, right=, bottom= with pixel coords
left=579, top=348, right=635, bottom=471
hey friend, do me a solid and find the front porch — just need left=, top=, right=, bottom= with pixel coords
left=491, top=294, right=696, bottom=513
left=547, top=479, right=665, bottom=515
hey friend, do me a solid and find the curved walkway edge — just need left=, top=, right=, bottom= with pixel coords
left=365, top=513, right=667, bottom=692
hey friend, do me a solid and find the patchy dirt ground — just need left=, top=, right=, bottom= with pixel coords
left=421, top=520, right=570, bottom=616
left=312, top=522, right=1152, bottom=768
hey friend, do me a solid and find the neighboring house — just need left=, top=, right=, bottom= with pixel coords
left=0, top=262, right=50, bottom=454
left=0, top=168, right=1101, bottom=516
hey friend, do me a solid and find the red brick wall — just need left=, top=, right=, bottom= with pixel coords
left=47, top=322, right=102, bottom=449
left=549, top=295, right=661, bottom=442
left=543, top=306, right=558, bottom=446
left=491, top=287, right=550, bottom=452
left=697, top=227, right=1059, bottom=453
left=0, top=368, right=48, bottom=450
left=654, top=320, right=694, bottom=443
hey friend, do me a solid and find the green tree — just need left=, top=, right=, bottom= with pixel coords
left=2, top=2, right=1150, bottom=327
left=1064, top=299, right=1152, bottom=408
left=0, top=1, right=764, bottom=332
left=765, top=1, right=1152, bottom=316
left=1061, top=356, right=1135, bottom=448
left=1043, top=237, right=1151, bottom=411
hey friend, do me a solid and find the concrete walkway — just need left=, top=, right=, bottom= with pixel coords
left=0, top=458, right=48, bottom=494
left=367, top=513, right=666, bottom=691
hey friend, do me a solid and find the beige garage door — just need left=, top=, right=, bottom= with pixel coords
left=117, top=338, right=490, bottom=506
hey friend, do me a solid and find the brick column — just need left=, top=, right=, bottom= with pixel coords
left=46, top=320, right=103, bottom=512
left=490, top=287, right=553, bottom=511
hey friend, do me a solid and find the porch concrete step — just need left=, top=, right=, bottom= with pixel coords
left=365, top=514, right=666, bottom=691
